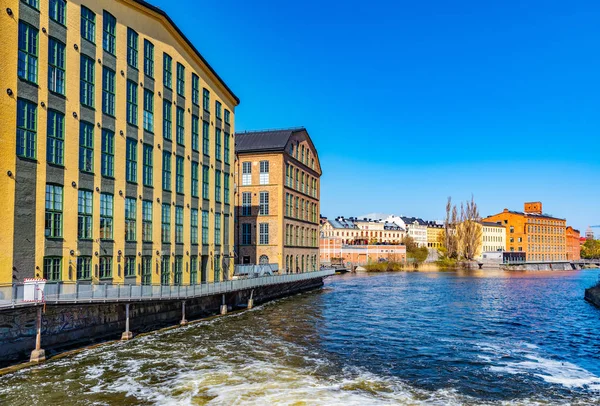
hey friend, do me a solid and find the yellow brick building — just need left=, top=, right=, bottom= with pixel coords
left=426, top=222, right=444, bottom=249
left=0, top=0, right=239, bottom=285
left=235, top=128, right=321, bottom=273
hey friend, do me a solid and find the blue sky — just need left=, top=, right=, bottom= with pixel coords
left=152, top=0, right=600, bottom=233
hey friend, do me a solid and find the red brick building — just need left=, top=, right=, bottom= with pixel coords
left=566, top=226, right=581, bottom=261
left=320, top=237, right=406, bottom=266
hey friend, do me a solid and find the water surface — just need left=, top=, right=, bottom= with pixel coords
left=1, top=269, right=599, bottom=405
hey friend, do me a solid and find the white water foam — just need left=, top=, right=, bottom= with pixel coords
left=478, top=341, right=600, bottom=391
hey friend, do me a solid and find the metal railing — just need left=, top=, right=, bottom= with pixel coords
left=0, top=269, right=335, bottom=309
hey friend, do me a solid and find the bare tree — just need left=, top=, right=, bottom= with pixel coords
left=458, top=195, right=483, bottom=260
left=443, top=197, right=459, bottom=259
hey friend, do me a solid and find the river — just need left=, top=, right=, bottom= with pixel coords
left=1, top=269, right=599, bottom=405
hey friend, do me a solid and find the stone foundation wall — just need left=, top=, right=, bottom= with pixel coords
left=500, top=262, right=575, bottom=271
left=585, top=285, right=600, bottom=308
left=0, top=277, right=324, bottom=367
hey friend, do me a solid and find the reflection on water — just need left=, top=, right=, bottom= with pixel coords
left=1, top=269, right=599, bottom=405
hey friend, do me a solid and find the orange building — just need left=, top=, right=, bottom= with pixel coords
left=320, top=237, right=406, bottom=265
left=482, top=202, right=567, bottom=262
left=566, top=226, right=581, bottom=261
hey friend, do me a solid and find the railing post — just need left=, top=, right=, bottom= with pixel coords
left=180, top=300, right=187, bottom=326
left=121, top=303, right=133, bottom=340
left=12, top=283, right=17, bottom=306
left=30, top=306, right=45, bottom=362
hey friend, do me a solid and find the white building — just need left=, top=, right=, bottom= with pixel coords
left=480, top=221, right=506, bottom=255
left=382, top=215, right=428, bottom=247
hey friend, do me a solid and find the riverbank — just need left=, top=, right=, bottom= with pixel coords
left=0, top=273, right=330, bottom=368
left=585, top=284, right=600, bottom=308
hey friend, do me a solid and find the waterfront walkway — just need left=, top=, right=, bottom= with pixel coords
left=0, top=270, right=335, bottom=310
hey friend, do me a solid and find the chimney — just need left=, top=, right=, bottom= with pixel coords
left=524, top=202, right=542, bottom=215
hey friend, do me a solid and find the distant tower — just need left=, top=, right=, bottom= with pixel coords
left=586, top=227, right=595, bottom=240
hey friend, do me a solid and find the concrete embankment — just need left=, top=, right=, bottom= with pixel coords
left=501, top=262, right=575, bottom=271
left=584, top=285, right=600, bottom=308
left=0, top=277, right=324, bottom=367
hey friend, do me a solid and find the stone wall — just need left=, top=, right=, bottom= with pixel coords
left=500, top=262, right=575, bottom=271
left=0, top=277, right=324, bottom=367
left=585, top=285, right=600, bottom=308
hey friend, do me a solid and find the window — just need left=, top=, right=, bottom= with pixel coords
left=101, top=67, right=116, bottom=116
left=16, top=99, right=37, bottom=159
left=18, top=22, right=38, bottom=83
left=50, top=0, right=66, bottom=24
left=163, top=100, right=172, bottom=140
left=202, top=165, right=209, bottom=199
left=163, top=53, right=172, bottom=88
left=143, top=145, right=153, bottom=186
left=79, top=121, right=94, bottom=172
left=174, top=256, right=183, bottom=285
left=176, top=107, right=185, bottom=145
left=160, top=256, right=170, bottom=285
left=190, top=256, right=198, bottom=285
left=224, top=175, right=230, bottom=205
left=45, top=184, right=63, bottom=238
left=191, top=115, right=199, bottom=151
left=126, top=138, right=137, bottom=183
left=100, top=129, right=115, bottom=177
left=176, top=156, right=184, bottom=194
left=259, top=223, right=269, bottom=245
left=48, top=38, right=65, bottom=94
left=260, top=161, right=269, bottom=184
left=259, top=192, right=269, bottom=215
left=212, top=129, right=221, bottom=161
left=99, top=256, right=112, bottom=279
left=143, top=89, right=154, bottom=132
left=127, top=28, right=138, bottom=68
left=142, top=200, right=152, bottom=242
left=192, top=74, right=199, bottom=105
left=214, top=255, right=221, bottom=282
left=76, top=257, right=91, bottom=280
left=203, top=88, right=210, bottom=111
left=224, top=109, right=230, bottom=125
left=100, top=193, right=113, bottom=240
left=242, top=223, right=251, bottom=245
left=215, top=101, right=222, bottom=119
left=80, top=55, right=95, bottom=107
left=242, top=192, right=251, bottom=216
left=175, top=206, right=184, bottom=244
left=81, top=6, right=95, bottom=43
left=44, top=257, right=61, bottom=281
left=202, top=211, right=209, bottom=244
left=162, top=151, right=171, bottom=191
left=102, top=11, right=116, bottom=55
left=191, top=161, right=199, bottom=197
left=78, top=190, right=93, bottom=239
left=125, top=197, right=136, bottom=241
left=161, top=204, right=171, bottom=243
left=191, top=209, right=198, bottom=244
left=214, top=213, right=221, bottom=245
left=125, top=256, right=136, bottom=278
left=215, top=170, right=221, bottom=202
left=242, top=162, right=251, bottom=186
left=176, top=63, right=185, bottom=96
left=224, top=132, right=230, bottom=165
left=202, top=121, right=210, bottom=155
left=144, top=40, right=154, bottom=77
left=47, top=110, right=64, bottom=165
left=126, top=80, right=138, bottom=125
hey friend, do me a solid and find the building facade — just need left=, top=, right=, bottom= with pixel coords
left=235, top=128, right=321, bottom=273
left=320, top=217, right=405, bottom=245
left=426, top=222, right=444, bottom=249
left=566, top=226, right=581, bottom=261
left=482, top=202, right=567, bottom=262
left=0, top=0, right=239, bottom=285
left=320, top=238, right=406, bottom=265
left=480, top=221, right=506, bottom=254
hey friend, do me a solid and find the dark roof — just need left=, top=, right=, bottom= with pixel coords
left=499, top=210, right=565, bottom=221
left=235, top=128, right=305, bottom=153
left=401, top=216, right=427, bottom=226
left=480, top=221, right=505, bottom=227
left=133, top=0, right=239, bottom=104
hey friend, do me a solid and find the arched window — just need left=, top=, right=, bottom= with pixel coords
left=259, top=255, right=269, bottom=265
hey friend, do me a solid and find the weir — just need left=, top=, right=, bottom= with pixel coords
left=0, top=270, right=334, bottom=367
